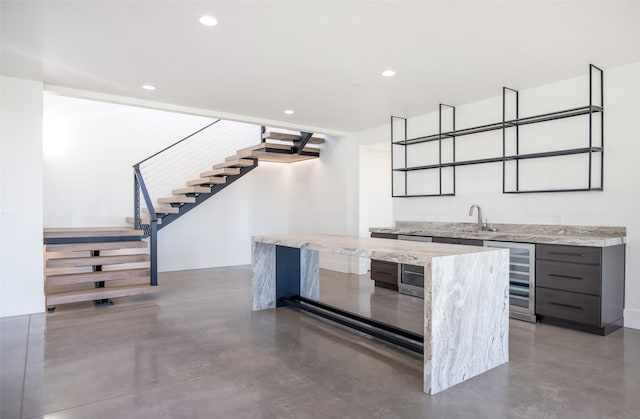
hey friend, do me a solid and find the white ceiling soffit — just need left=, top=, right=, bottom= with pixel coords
left=2, top=1, right=640, bottom=133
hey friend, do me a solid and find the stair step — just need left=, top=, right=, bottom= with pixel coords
left=158, top=196, right=196, bottom=204
left=236, top=143, right=292, bottom=154
left=200, top=168, right=240, bottom=177
left=46, top=254, right=150, bottom=268
left=44, top=227, right=143, bottom=239
left=46, top=268, right=151, bottom=286
left=262, top=131, right=325, bottom=144
left=246, top=151, right=319, bottom=163
left=45, top=241, right=147, bottom=253
left=172, top=186, right=211, bottom=194
left=143, top=207, right=179, bottom=214
left=125, top=217, right=163, bottom=225
left=212, top=158, right=255, bottom=169
left=186, top=177, right=227, bottom=186
left=236, top=143, right=320, bottom=159
left=46, top=284, right=159, bottom=306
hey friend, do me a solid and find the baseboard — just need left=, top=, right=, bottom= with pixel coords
left=0, top=295, right=45, bottom=318
left=624, top=308, right=640, bottom=331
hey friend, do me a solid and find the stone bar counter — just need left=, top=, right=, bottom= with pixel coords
left=251, top=234, right=510, bottom=395
left=370, top=221, right=626, bottom=247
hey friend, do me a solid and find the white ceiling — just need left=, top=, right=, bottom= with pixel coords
left=2, top=1, right=640, bottom=134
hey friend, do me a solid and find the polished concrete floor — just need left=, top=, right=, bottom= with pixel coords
left=2, top=266, right=640, bottom=419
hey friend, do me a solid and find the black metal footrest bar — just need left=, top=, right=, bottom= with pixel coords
left=279, top=296, right=424, bottom=355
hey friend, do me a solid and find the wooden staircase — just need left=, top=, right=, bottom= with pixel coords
left=41, top=129, right=324, bottom=312
left=44, top=227, right=158, bottom=310
left=128, top=130, right=324, bottom=229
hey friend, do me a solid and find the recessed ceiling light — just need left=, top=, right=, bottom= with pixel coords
left=382, top=70, right=396, bottom=77
left=199, top=15, right=218, bottom=26
left=284, top=110, right=295, bottom=115
left=141, top=84, right=156, bottom=90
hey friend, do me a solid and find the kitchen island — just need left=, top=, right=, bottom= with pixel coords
left=251, top=234, right=510, bottom=394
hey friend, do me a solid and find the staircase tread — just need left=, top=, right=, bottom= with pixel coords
left=46, top=254, right=150, bottom=268
left=45, top=241, right=147, bottom=252
left=44, top=227, right=143, bottom=239
left=262, top=131, right=325, bottom=144
left=157, top=196, right=196, bottom=204
left=125, top=217, right=163, bottom=225
left=186, top=177, right=227, bottom=186
left=172, top=186, right=211, bottom=194
left=212, top=158, right=255, bottom=169
left=46, top=284, right=158, bottom=305
left=46, top=268, right=150, bottom=285
left=236, top=143, right=292, bottom=153
left=200, top=168, right=241, bottom=177
left=144, top=207, right=179, bottom=214
left=248, top=151, right=319, bottom=163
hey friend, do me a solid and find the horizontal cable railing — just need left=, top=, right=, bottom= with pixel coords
left=132, top=119, right=262, bottom=287
left=137, top=120, right=260, bottom=214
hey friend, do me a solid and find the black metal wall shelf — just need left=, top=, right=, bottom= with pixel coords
left=393, top=106, right=603, bottom=146
left=391, top=64, right=604, bottom=197
left=395, top=147, right=604, bottom=172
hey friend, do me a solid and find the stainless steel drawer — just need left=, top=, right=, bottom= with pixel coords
left=536, top=287, right=601, bottom=326
left=537, top=244, right=601, bottom=265
left=537, top=260, right=601, bottom=296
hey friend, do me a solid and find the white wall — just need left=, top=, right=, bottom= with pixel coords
left=42, top=95, right=291, bottom=272
left=157, top=161, right=290, bottom=271
left=356, top=141, right=393, bottom=272
left=43, top=95, right=214, bottom=227
left=349, top=62, right=640, bottom=330
left=1, top=76, right=45, bottom=317
left=358, top=141, right=393, bottom=237
left=288, top=135, right=357, bottom=272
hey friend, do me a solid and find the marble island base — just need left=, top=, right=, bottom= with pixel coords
left=251, top=234, right=509, bottom=394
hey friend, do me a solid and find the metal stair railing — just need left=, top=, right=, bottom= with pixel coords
left=132, top=119, right=261, bottom=287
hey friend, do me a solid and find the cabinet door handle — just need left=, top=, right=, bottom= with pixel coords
left=550, top=302, right=583, bottom=310
left=548, top=273, right=583, bottom=280
left=549, top=251, right=584, bottom=257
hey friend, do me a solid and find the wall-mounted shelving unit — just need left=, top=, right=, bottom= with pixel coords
left=391, top=64, right=604, bottom=197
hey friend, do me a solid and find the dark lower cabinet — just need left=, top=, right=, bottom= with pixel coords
left=535, top=244, right=625, bottom=336
left=370, top=259, right=399, bottom=290
left=370, top=233, right=399, bottom=290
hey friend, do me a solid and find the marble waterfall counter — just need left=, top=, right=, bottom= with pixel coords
left=251, top=234, right=510, bottom=395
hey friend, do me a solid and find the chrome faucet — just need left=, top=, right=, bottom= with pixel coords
left=469, top=204, right=485, bottom=231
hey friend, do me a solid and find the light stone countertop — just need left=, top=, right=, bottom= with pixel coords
left=252, top=233, right=498, bottom=266
left=251, top=233, right=510, bottom=394
left=369, top=221, right=626, bottom=247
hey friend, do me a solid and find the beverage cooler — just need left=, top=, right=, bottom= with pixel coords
left=484, top=241, right=536, bottom=323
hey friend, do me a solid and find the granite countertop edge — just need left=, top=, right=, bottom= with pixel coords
left=369, top=225, right=626, bottom=247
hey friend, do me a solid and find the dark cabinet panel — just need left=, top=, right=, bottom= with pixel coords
left=536, top=244, right=601, bottom=265
left=371, top=232, right=398, bottom=240
left=537, top=260, right=601, bottom=295
left=536, top=288, right=601, bottom=326
left=370, top=233, right=399, bottom=290
left=371, top=260, right=398, bottom=275
left=535, top=243, right=624, bottom=336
